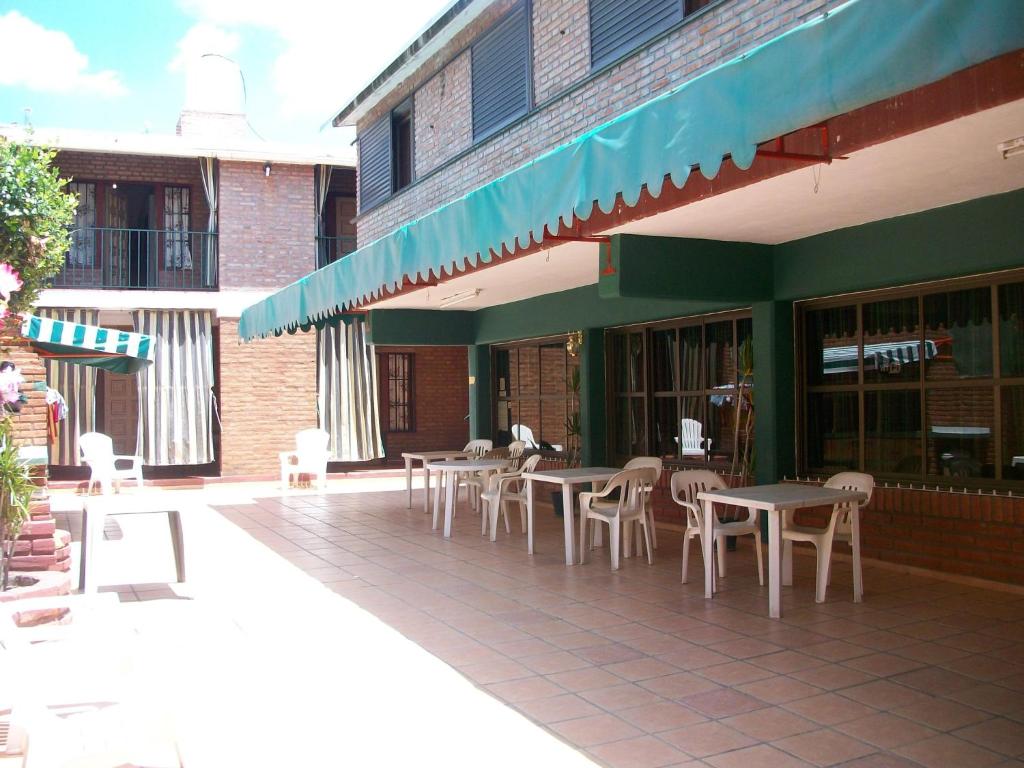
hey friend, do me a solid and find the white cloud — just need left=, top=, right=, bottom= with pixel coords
left=168, top=22, right=241, bottom=73
left=0, top=11, right=127, bottom=98
left=172, top=0, right=448, bottom=126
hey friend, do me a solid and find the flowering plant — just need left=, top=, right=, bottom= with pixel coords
left=0, top=264, right=23, bottom=321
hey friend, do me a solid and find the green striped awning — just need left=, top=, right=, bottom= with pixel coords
left=21, top=314, right=155, bottom=374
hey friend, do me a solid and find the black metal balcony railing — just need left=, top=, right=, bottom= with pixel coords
left=316, top=236, right=358, bottom=270
left=53, top=228, right=218, bottom=290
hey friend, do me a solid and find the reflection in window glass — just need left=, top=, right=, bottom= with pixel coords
left=999, top=283, right=1024, bottom=377
left=806, top=305, right=857, bottom=386
left=926, top=387, right=994, bottom=479
left=540, top=344, right=566, bottom=395
left=865, top=390, right=921, bottom=474
left=652, top=329, right=677, bottom=392
left=519, top=346, right=539, bottom=395
left=540, top=398, right=567, bottom=451
left=680, top=325, right=702, bottom=391
left=707, top=393, right=735, bottom=466
left=924, top=287, right=992, bottom=380
left=679, top=396, right=703, bottom=463
left=737, top=317, right=754, bottom=383
left=616, top=398, right=646, bottom=456
left=653, top=397, right=678, bottom=459
left=806, top=392, right=859, bottom=472
left=705, top=321, right=734, bottom=389
left=1002, top=386, right=1024, bottom=480
left=613, top=334, right=627, bottom=392
left=863, top=298, right=920, bottom=383
left=494, top=349, right=511, bottom=398
left=628, top=333, right=644, bottom=392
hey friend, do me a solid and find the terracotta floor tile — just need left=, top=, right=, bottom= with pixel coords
left=581, top=683, right=665, bottom=712
left=547, top=666, right=626, bottom=692
left=802, top=640, right=873, bottom=662
left=588, top=735, right=692, bottom=768
left=639, top=672, right=722, bottom=700
left=681, top=689, right=767, bottom=718
left=751, top=651, right=827, bottom=675
left=948, top=684, right=1024, bottom=717
left=713, top=637, right=784, bottom=660
left=839, top=679, right=931, bottom=710
left=459, top=657, right=533, bottom=684
left=772, top=728, right=875, bottom=766
left=894, top=733, right=1004, bottom=768
left=521, top=650, right=593, bottom=675
left=788, top=663, right=875, bottom=691
left=550, top=713, right=645, bottom=747
left=721, top=706, right=817, bottom=741
left=603, top=657, right=683, bottom=682
left=954, top=717, right=1024, bottom=756
left=547, top=630, right=612, bottom=650
left=842, top=652, right=927, bottom=678
left=618, top=701, right=708, bottom=733
left=705, top=743, right=814, bottom=767
left=891, top=698, right=992, bottom=731
left=485, top=675, right=565, bottom=702
left=514, top=693, right=603, bottom=724
left=836, top=712, right=939, bottom=749
left=782, top=692, right=878, bottom=725
left=835, top=754, right=921, bottom=768
left=697, top=661, right=776, bottom=687
left=576, top=643, right=649, bottom=665
left=736, top=675, right=824, bottom=704
left=656, top=646, right=734, bottom=670
left=660, top=721, right=757, bottom=758
left=890, top=666, right=980, bottom=696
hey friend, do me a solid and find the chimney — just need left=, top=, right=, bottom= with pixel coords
left=176, top=54, right=251, bottom=140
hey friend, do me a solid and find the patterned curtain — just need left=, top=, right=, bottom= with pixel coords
left=316, top=318, right=384, bottom=461
left=133, top=309, right=214, bottom=465
left=39, top=308, right=98, bottom=465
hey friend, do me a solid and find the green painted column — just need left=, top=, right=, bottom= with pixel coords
left=468, top=344, right=492, bottom=441
left=579, top=328, right=606, bottom=467
left=752, top=301, right=796, bottom=484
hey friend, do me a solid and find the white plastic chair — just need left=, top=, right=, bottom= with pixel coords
left=279, top=428, right=331, bottom=490
left=579, top=467, right=654, bottom=570
left=511, top=424, right=539, bottom=449
left=670, top=470, right=763, bottom=586
left=79, top=432, right=143, bottom=495
left=782, top=472, right=873, bottom=603
left=624, top=456, right=663, bottom=552
left=456, top=439, right=494, bottom=510
left=507, top=440, right=527, bottom=468
left=480, top=454, right=542, bottom=541
left=679, top=418, right=711, bottom=457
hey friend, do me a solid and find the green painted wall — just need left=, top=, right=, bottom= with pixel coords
left=580, top=328, right=607, bottom=466
left=367, top=308, right=474, bottom=346
left=468, top=345, right=492, bottom=440
left=752, top=301, right=796, bottom=484
left=600, top=234, right=773, bottom=301
left=774, top=188, right=1024, bottom=300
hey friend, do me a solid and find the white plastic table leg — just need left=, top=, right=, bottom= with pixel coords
left=590, top=481, right=604, bottom=548
left=423, top=465, right=431, bottom=514
left=768, top=509, right=782, bottom=619
left=432, top=472, right=443, bottom=530
left=562, top=484, right=575, bottom=565
left=443, top=471, right=456, bottom=538
left=782, top=540, right=794, bottom=586
left=851, top=507, right=864, bottom=602
left=526, top=478, right=535, bottom=555
left=405, top=456, right=413, bottom=508
left=701, top=497, right=715, bottom=599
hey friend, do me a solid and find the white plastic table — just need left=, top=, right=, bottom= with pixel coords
left=402, top=450, right=473, bottom=513
left=523, top=467, right=621, bottom=565
left=79, top=493, right=187, bottom=594
left=426, top=458, right=510, bottom=538
left=697, top=483, right=867, bottom=619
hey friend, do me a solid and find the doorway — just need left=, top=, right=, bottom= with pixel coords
left=101, top=371, right=139, bottom=457
left=106, top=183, right=155, bottom=288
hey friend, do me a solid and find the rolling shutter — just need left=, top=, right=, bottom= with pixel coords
left=472, top=2, right=531, bottom=142
left=589, top=0, right=682, bottom=70
left=358, top=116, right=392, bottom=212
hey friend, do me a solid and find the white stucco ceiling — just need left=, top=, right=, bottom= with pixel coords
left=369, top=98, right=1024, bottom=312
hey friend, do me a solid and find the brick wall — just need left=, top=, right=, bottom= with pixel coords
left=375, top=345, right=469, bottom=458
left=218, top=319, right=318, bottom=476
left=1, top=322, right=48, bottom=450
left=357, top=0, right=844, bottom=243
left=414, top=51, right=474, bottom=178
left=217, top=161, right=315, bottom=288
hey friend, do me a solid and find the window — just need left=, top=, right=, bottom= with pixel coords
left=358, top=99, right=414, bottom=212
left=493, top=339, right=580, bottom=453
left=163, top=186, right=192, bottom=269
left=590, top=0, right=711, bottom=70
left=609, top=312, right=753, bottom=468
left=67, top=182, right=96, bottom=267
left=382, top=353, right=415, bottom=432
left=799, top=273, right=1024, bottom=485
left=471, top=1, right=531, bottom=141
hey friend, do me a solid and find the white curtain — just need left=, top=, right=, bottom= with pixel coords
left=317, top=318, right=384, bottom=461
left=133, top=309, right=215, bottom=465
left=40, top=308, right=98, bottom=465
left=199, top=157, right=217, bottom=286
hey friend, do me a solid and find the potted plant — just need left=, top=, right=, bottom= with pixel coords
left=0, top=416, right=34, bottom=592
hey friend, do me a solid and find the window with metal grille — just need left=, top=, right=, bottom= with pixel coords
left=68, top=182, right=96, bottom=267
left=163, top=186, right=192, bottom=269
left=590, top=0, right=702, bottom=70
left=471, top=1, right=531, bottom=142
left=383, top=353, right=415, bottom=432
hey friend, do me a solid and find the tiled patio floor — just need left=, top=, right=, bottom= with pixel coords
left=205, top=480, right=1024, bottom=768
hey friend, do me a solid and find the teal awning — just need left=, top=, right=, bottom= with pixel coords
left=21, top=314, right=155, bottom=374
left=240, top=0, right=1024, bottom=341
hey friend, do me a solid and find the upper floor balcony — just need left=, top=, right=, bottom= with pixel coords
left=316, top=235, right=358, bottom=270
left=52, top=227, right=218, bottom=291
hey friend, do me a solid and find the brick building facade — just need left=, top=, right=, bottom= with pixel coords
left=297, top=1, right=1024, bottom=584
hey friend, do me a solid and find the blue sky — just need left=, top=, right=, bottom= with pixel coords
left=0, top=0, right=449, bottom=147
